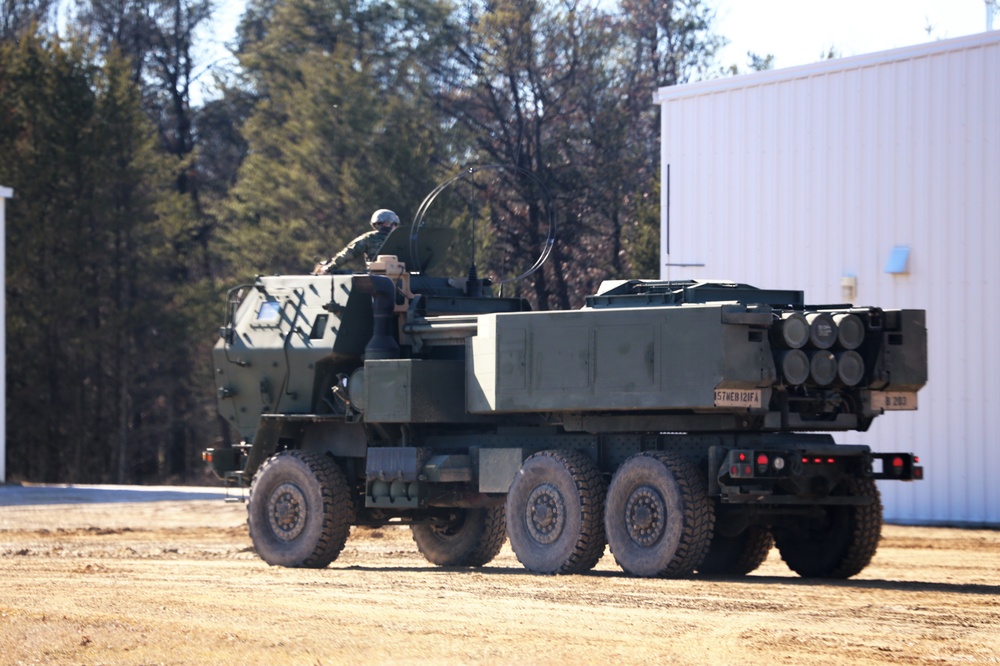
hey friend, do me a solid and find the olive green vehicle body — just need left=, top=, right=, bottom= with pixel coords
left=208, top=228, right=925, bottom=578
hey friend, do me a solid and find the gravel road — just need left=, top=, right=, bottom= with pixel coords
left=1, top=484, right=998, bottom=665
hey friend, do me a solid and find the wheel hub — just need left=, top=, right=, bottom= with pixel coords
left=625, top=485, right=666, bottom=547
left=525, top=483, right=565, bottom=545
left=267, top=482, right=307, bottom=542
left=431, top=512, right=466, bottom=540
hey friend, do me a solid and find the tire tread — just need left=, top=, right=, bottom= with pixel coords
left=412, top=506, right=507, bottom=567
left=775, top=476, right=882, bottom=578
left=248, top=450, right=354, bottom=568
left=507, top=449, right=607, bottom=575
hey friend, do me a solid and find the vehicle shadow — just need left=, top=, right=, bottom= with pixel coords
left=332, top=564, right=1000, bottom=596
left=734, top=574, right=1000, bottom=596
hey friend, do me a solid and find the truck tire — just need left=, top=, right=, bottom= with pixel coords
left=604, top=452, right=714, bottom=578
left=505, top=450, right=607, bottom=574
left=697, top=526, right=773, bottom=576
left=774, top=476, right=882, bottom=578
left=247, top=450, right=354, bottom=568
left=411, top=506, right=507, bottom=567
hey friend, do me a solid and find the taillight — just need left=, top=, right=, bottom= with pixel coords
left=728, top=450, right=756, bottom=478
left=727, top=450, right=783, bottom=478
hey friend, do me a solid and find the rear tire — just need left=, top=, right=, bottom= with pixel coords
left=505, top=450, right=607, bottom=574
left=774, top=477, right=882, bottom=578
left=698, top=526, right=773, bottom=576
left=604, top=452, right=714, bottom=578
left=247, top=450, right=354, bottom=568
left=411, top=506, right=507, bottom=567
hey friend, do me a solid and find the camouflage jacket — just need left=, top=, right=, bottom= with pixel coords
left=327, top=229, right=391, bottom=270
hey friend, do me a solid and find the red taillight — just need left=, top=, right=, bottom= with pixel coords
left=730, top=465, right=739, bottom=476
left=801, top=456, right=837, bottom=465
left=892, top=456, right=904, bottom=468
left=744, top=465, right=753, bottom=476
left=914, top=456, right=920, bottom=464
left=738, top=452, right=748, bottom=462
left=756, top=454, right=769, bottom=466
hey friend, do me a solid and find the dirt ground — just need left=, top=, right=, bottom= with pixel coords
left=1, top=489, right=998, bottom=666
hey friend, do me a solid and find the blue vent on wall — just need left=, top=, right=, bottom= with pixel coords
left=885, top=246, right=910, bottom=274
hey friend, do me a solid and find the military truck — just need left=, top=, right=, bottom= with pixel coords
left=205, top=224, right=925, bottom=579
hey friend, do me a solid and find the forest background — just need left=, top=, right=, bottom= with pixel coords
left=0, top=0, right=772, bottom=484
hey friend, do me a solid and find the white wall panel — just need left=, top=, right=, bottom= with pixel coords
left=656, top=32, right=1000, bottom=525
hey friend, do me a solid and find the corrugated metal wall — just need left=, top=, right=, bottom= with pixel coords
left=655, top=32, right=1000, bottom=526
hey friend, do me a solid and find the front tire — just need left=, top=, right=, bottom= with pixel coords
left=604, top=452, right=714, bottom=578
left=247, top=450, right=354, bottom=568
left=505, top=450, right=607, bottom=574
left=773, top=476, right=882, bottom=578
left=411, top=506, right=507, bottom=567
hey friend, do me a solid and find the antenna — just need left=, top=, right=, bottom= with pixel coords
left=467, top=168, right=480, bottom=297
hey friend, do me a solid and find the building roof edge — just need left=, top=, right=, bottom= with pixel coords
left=654, top=30, right=1000, bottom=104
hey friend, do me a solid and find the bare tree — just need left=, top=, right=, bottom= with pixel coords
left=1, top=0, right=57, bottom=40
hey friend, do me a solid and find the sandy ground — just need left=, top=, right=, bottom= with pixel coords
left=1, top=485, right=998, bottom=665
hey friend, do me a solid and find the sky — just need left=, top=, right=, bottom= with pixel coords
left=714, top=0, right=992, bottom=72
left=196, top=0, right=996, bottom=101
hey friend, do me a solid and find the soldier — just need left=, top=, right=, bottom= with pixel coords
left=314, top=209, right=401, bottom=274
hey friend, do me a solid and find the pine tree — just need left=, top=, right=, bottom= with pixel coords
left=1, top=31, right=200, bottom=482
left=220, top=0, right=453, bottom=278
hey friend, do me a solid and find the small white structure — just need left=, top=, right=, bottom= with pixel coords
left=654, top=31, right=1000, bottom=525
left=0, top=185, right=10, bottom=484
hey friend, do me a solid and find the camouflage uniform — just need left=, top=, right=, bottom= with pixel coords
left=314, top=209, right=399, bottom=274
left=326, top=228, right=392, bottom=269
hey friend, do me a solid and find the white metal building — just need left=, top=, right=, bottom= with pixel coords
left=654, top=31, right=1000, bottom=526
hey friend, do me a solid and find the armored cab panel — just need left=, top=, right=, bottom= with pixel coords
left=362, top=359, right=473, bottom=423
left=466, top=304, right=776, bottom=414
left=213, top=274, right=372, bottom=439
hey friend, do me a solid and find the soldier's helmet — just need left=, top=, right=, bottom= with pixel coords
left=370, top=209, right=400, bottom=231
